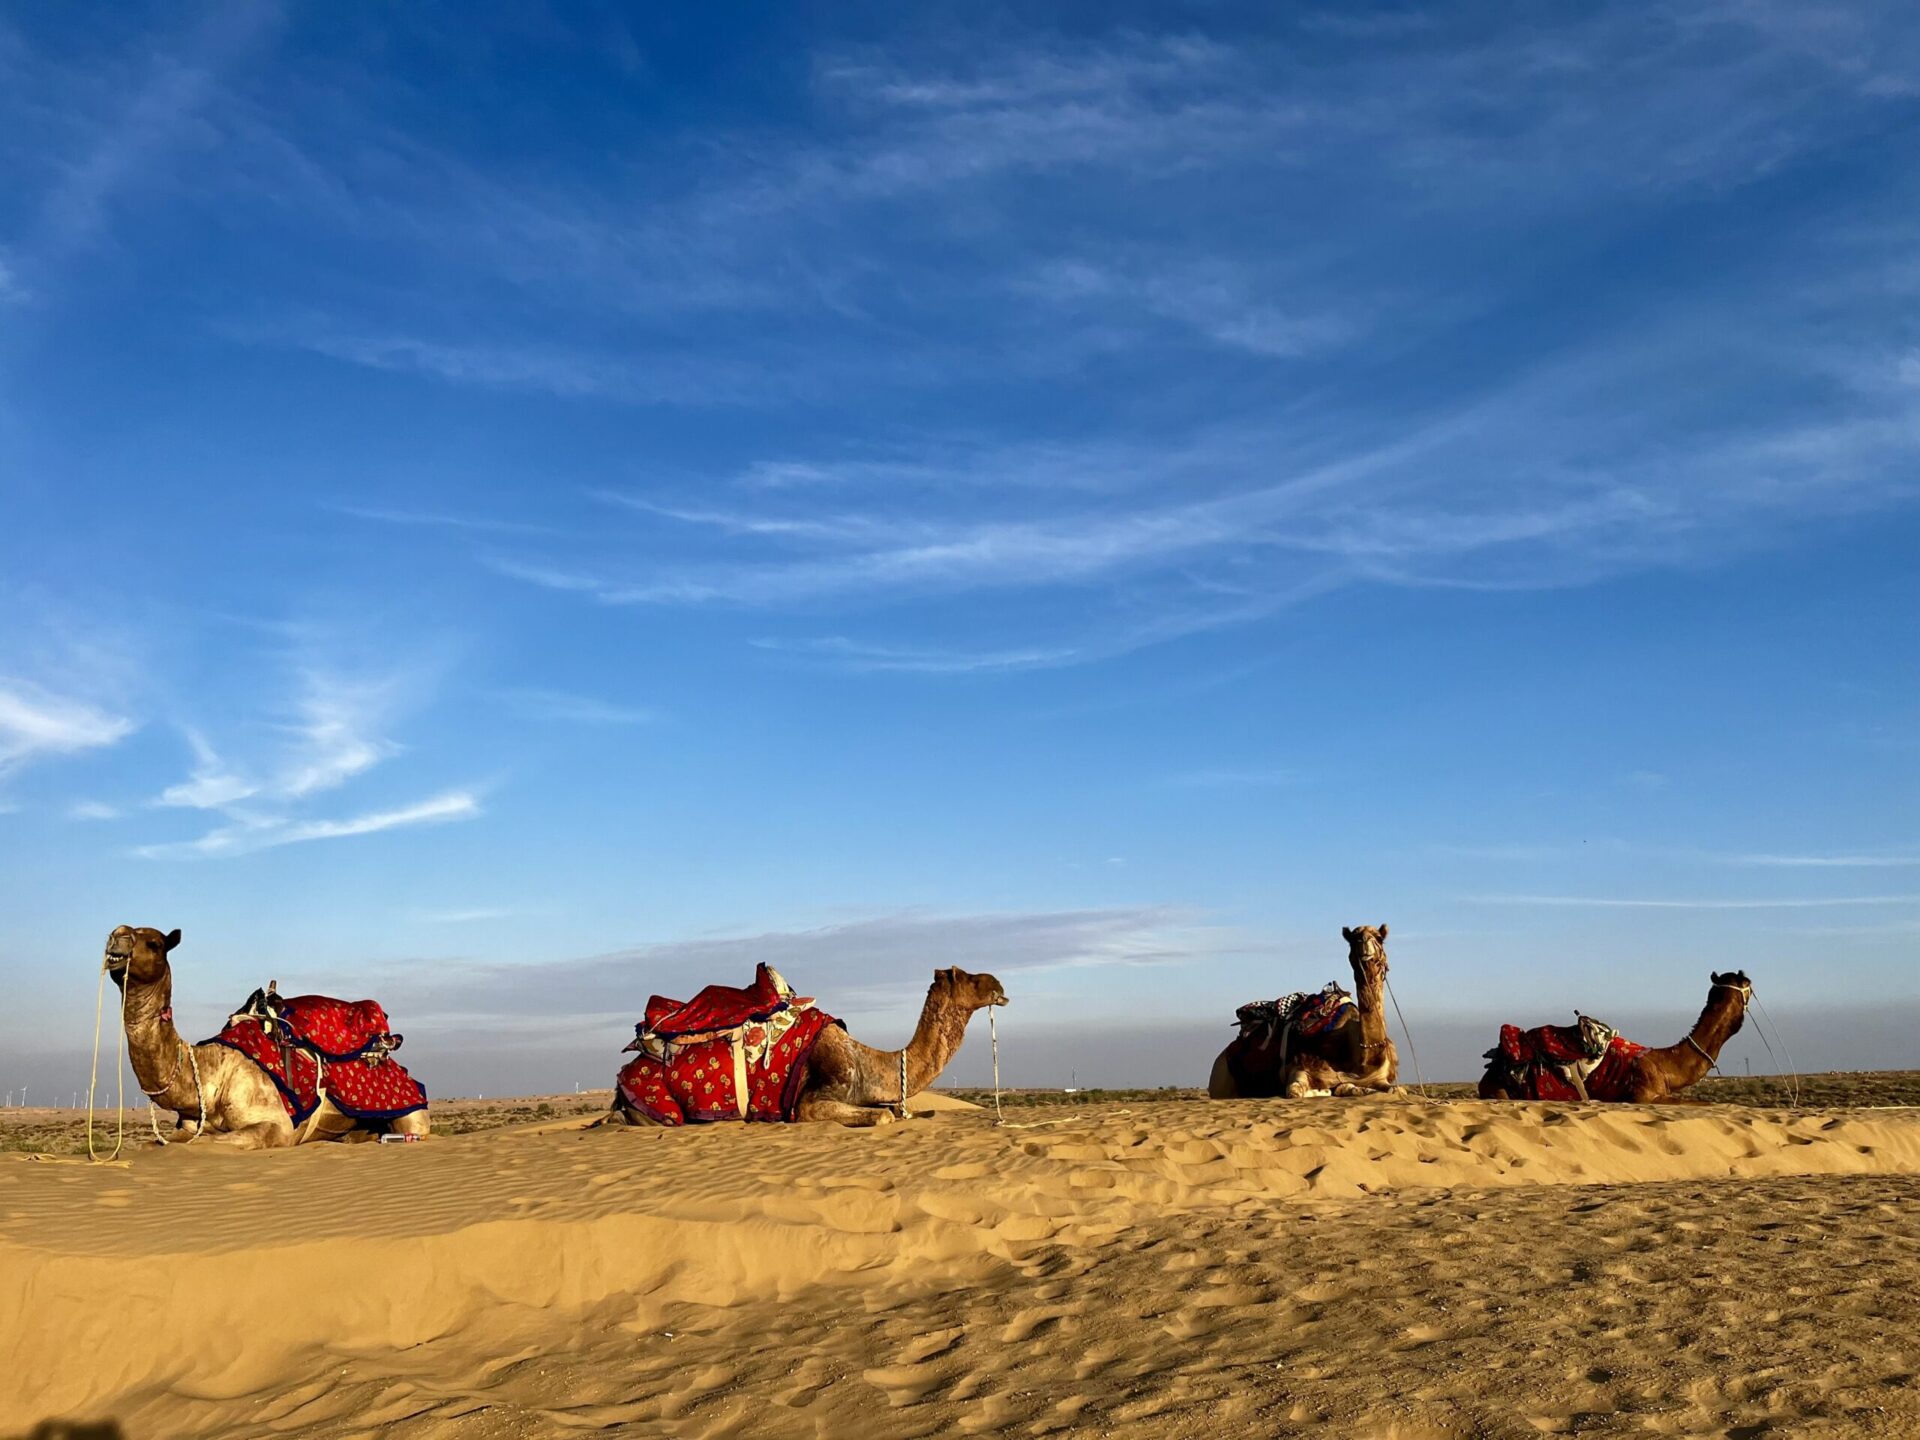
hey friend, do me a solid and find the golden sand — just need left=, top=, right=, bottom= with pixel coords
left=5, top=1097, right=1919, bottom=1437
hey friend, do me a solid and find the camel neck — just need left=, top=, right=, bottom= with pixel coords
left=1347, top=957, right=1389, bottom=1045
left=119, top=968, right=198, bottom=1112
left=1653, top=988, right=1745, bottom=1086
left=894, top=988, right=977, bottom=1096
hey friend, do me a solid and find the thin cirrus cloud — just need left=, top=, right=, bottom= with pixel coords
left=155, top=672, right=398, bottom=811
left=354, top=905, right=1238, bottom=1036
left=1466, top=894, right=1920, bottom=910
left=145, top=665, right=484, bottom=861
left=135, top=789, right=482, bottom=861
left=108, top=8, right=1913, bottom=675
left=498, top=688, right=657, bottom=725
left=0, top=679, right=135, bottom=775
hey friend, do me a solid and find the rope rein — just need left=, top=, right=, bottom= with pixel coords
left=989, top=1007, right=1004, bottom=1126
left=1382, top=974, right=1426, bottom=1097
left=1750, top=991, right=1800, bottom=1108
left=86, top=960, right=126, bottom=1163
left=1684, top=1033, right=1719, bottom=1071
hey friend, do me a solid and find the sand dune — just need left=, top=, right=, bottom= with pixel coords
left=5, top=1097, right=1919, bottom=1437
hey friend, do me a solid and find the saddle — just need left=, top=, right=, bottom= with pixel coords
left=617, top=964, right=840, bottom=1126
left=1234, top=982, right=1357, bottom=1044
left=1484, top=1014, right=1623, bottom=1101
left=210, top=981, right=427, bottom=1125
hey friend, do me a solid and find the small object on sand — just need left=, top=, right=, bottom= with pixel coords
left=377, top=1133, right=421, bottom=1144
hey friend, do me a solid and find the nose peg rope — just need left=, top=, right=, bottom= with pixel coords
left=87, top=958, right=127, bottom=1163
left=989, top=1006, right=1004, bottom=1126
left=1750, top=991, right=1800, bottom=1108
left=1383, top=975, right=1427, bottom=1097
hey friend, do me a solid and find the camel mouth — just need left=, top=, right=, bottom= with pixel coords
left=986, top=990, right=1009, bottom=1008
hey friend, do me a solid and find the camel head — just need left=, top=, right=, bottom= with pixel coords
left=930, top=966, right=1008, bottom=1013
left=103, top=924, right=180, bottom=990
left=1710, top=970, right=1753, bottom=1036
left=1341, top=924, right=1390, bottom=980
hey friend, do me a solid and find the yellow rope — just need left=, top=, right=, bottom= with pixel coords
left=86, top=960, right=126, bottom=1163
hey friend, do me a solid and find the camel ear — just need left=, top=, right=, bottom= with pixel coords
left=163, top=929, right=182, bottom=952
left=1377, top=924, right=1388, bottom=940
left=1341, top=927, right=1354, bottom=942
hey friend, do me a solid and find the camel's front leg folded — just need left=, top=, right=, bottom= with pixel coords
left=795, top=1096, right=900, bottom=1126
left=213, top=1120, right=295, bottom=1150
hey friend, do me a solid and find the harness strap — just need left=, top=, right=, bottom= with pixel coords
left=731, top=1033, right=750, bottom=1119
left=1684, top=1034, right=1719, bottom=1071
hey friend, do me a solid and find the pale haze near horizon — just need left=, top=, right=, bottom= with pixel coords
left=2, top=3, right=1917, bottom=1101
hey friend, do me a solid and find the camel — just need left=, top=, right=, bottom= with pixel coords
left=1478, top=970, right=1753, bottom=1103
left=612, top=965, right=1007, bottom=1128
left=102, top=925, right=430, bottom=1149
left=1208, top=925, right=1400, bottom=1098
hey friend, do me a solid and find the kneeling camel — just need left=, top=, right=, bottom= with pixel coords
left=102, top=925, right=431, bottom=1149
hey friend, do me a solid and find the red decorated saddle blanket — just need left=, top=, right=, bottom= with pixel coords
left=636, top=963, right=813, bottom=1041
left=617, top=967, right=839, bottom=1126
left=209, top=992, right=427, bottom=1125
left=1489, top=1016, right=1643, bottom=1101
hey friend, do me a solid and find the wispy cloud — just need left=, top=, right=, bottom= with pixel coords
left=498, top=689, right=657, bottom=725
left=1722, top=851, right=1920, bottom=868
left=156, top=670, right=400, bottom=811
left=0, top=679, right=135, bottom=775
left=67, top=800, right=122, bottom=821
left=356, top=906, right=1239, bottom=1034
left=136, top=789, right=481, bottom=860
left=327, top=503, right=557, bottom=537
left=1467, top=893, right=1920, bottom=910
left=143, top=653, right=484, bottom=860
left=749, top=636, right=1083, bottom=675
left=410, top=906, right=515, bottom=925
left=157, top=729, right=259, bottom=809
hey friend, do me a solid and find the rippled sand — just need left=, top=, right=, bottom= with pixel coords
left=5, top=1096, right=1919, bottom=1437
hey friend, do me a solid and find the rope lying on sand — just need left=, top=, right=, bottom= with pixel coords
left=982, top=1007, right=1093, bottom=1130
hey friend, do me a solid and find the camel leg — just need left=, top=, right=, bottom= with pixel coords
left=214, top=1120, right=295, bottom=1150
left=1207, top=1051, right=1239, bottom=1099
left=390, top=1109, right=431, bottom=1138
left=795, top=1095, right=900, bottom=1127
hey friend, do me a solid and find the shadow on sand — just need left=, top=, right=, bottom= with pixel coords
left=9, top=1424, right=126, bottom=1440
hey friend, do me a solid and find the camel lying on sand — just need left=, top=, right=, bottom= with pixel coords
left=1478, top=971, right=1753, bottom=1103
left=103, top=925, right=430, bottom=1149
left=1208, top=925, right=1399, bottom=1099
left=612, top=965, right=1007, bottom=1128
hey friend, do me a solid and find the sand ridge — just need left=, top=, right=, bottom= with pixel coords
left=5, top=1097, right=1920, bottom=1436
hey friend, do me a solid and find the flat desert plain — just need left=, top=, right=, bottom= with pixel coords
left=4, top=1087, right=1920, bottom=1439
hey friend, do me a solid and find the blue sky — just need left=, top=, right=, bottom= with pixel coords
left=3, top=3, right=1917, bottom=1098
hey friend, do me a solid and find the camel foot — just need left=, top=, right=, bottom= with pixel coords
left=797, top=1098, right=900, bottom=1127
left=214, top=1121, right=295, bottom=1150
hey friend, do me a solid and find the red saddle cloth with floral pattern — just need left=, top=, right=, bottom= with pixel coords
left=615, top=964, right=840, bottom=1125
left=1490, top=1018, right=1645, bottom=1101
left=209, top=992, right=428, bottom=1125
